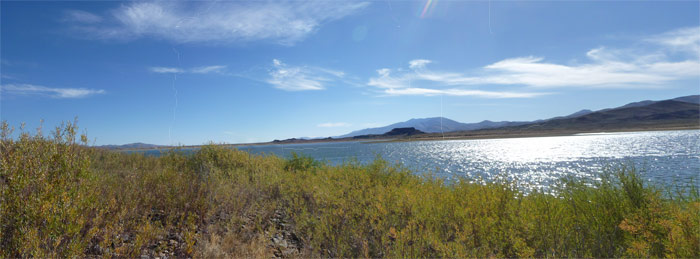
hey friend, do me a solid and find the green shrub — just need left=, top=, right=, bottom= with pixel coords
left=1, top=120, right=698, bottom=258
left=283, top=152, right=320, bottom=172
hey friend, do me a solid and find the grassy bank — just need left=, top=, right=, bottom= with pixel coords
left=1, top=121, right=699, bottom=258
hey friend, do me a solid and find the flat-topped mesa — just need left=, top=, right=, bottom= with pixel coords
left=384, top=127, right=425, bottom=136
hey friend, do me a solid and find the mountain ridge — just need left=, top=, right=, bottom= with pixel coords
left=337, top=95, right=698, bottom=138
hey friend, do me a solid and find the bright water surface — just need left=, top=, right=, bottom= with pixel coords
left=142, top=130, right=700, bottom=190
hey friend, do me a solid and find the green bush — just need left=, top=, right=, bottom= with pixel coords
left=1, top=120, right=698, bottom=257
left=283, top=152, right=320, bottom=172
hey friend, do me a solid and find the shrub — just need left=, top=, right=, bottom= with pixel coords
left=1, top=120, right=698, bottom=258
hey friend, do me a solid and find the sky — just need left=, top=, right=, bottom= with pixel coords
left=1, top=0, right=699, bottom=145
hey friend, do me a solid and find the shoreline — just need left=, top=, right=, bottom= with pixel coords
left=111, top=124, right=700, bottom=152
left=375, top=124, right=700, bottom=143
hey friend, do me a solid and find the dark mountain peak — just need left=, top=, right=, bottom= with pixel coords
left=408, top=117, right=455, bottom=122
left=619, top=100, right=656, bottom=109
left=673, top=95, right=700, bottom=104
left=336, top=94, right=698, bottom=139
left=384, top=127, right=425, bottom=136
left=511, top=99, right=700, bottom=131
left=566, top=109, right=593, bottom=118
left=613, top=95, right=699, bottom=110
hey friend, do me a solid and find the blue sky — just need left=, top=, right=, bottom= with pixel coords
left=1, top=0, right=699, bottom=145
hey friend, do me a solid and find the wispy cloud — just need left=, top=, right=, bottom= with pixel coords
left=66, top=1, right=369, bottom=45
left=64, top=9, right=103, bottom=23
left=1, top=83, right=105, bottom=98
left=368, top=27, right=700, bottom=97
left=150, top=67, right=185, bottom=74
left=267, top=59, right=345, bottom=91
left=646, top=27, right=700, bottom=54
left=317, top=122, right=351, bottom=128
left=1, top=74, right=17, bottom=80
left=191, top=65, right=226, bottom=74
left=385, top=88, right=547, bottom=98
left=369, top=60, right=546, bottom=98
left=149, top=65, right=226, bottom=74
left=478, top=48, right=698, bottom=88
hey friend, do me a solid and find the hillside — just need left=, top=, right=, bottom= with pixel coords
left=513, top=100, right=699, bottom=131
left=339, top=95, right=699, bottom=140
left=352, top=127, right=426, bottom=139
left=428, top=99, right=699, bottom=139
left=337, top=106, right=619, bottom=138
left=337, top=117, right=534, bottom=138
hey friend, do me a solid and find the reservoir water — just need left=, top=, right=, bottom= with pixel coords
left=144, top=130, right=700, bottom=190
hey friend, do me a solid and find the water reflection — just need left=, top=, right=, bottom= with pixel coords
left=146, top=130, right=700, bottom=191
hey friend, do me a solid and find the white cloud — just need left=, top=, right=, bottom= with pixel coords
left=409, top=59, right=432, bottom=69
left=191, top=65, right=226, bottom=74
left=1, top=74, right=17, bottom=80
left=69, top=1, right=369, bottom=45
left=267, top=59, right=345, bottom=91
left=385, top=88, right=548, bottom=98
left=368, top=27, right=700, bottom=96
left=317, top=122, right=351, bottom=128
left=646, top=27, right=700, bottom=55
left=64, top=10, right=103, bottom=23
left=479, top=54, right=679, bottom=88
left=149, top=65, right=226, bottom=74
left=368, top=60, right=546, bottom=98
left=1, top=84, right=105, bottom=98
left=150, top=67, right=184, bottom=74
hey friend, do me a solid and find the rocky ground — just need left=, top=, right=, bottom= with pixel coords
left=85, top=207, right=305, bottom=258
left=267, top=209, right=303, bottom=258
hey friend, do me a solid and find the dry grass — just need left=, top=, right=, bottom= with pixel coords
left=1, top=120, right=698, bottom=257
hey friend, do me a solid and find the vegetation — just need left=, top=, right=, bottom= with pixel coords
left=1, top=121, right=698, bottom=257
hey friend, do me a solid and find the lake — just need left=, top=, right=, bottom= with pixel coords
left=142, top=130, right=700, bottom=191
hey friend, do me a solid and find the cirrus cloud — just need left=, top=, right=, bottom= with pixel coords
left=150, top=67, right=184, bottom=74
left=368, top=27, right=700, bottom=97
left=66, top=1, right=369, bottom=45
left=149, top=65, right=226, bottom=74
left=267, top=59, right=345, bottom=91
left=63, top=9, right=102, bottom=23
left=1, top=83, right=105, bottom=99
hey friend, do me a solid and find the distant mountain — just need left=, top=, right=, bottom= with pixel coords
left=384, top=127, right=425, bottom=136
left=617, top=100, right=657, bottom=109
left=336, top=117, right=531, bottom=138
left=606, top=95, right=699, bottom=111
left=337, top=110, right=595, bottom=138
left=672, top=95, right=700, bottom=104
left=498, top=100, right=699, bottom=132
left=528, top=109, right=595, bottom=123
left=99, top=142, right=163, bottom=150
left=337, top=117, right=459, bottom=137
left=352, top=127, right=426, bottom=139
left=337, top=95, right=698, bottom=138
left=563, top=109, right=594, bottom=118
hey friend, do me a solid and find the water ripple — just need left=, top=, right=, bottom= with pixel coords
left=149, top=130, right=700, bottom=191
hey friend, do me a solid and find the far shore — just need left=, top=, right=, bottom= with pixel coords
left=110, top=123, right=700, bottom=152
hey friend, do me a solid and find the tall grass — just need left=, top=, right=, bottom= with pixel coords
left=1, top=121, right=698, bottom=257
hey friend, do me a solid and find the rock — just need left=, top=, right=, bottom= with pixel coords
left=282, top=248, right=296, bottom=256
left=87, top=243, right=103, bottom=255
left=278, top=239, right=288, bottom=249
